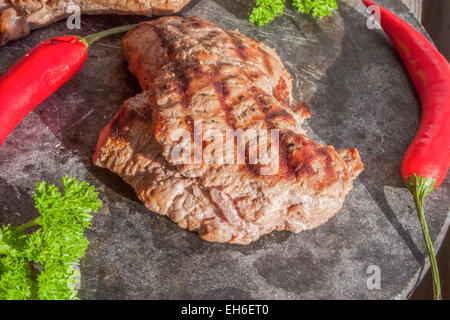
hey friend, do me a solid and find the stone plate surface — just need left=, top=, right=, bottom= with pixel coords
left=0, top=0, right=448, bottom=299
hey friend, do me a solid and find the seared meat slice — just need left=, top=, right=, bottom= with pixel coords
left=0, top=0, right=190, bottom=45
left=93, top=17, right=364, bottom=244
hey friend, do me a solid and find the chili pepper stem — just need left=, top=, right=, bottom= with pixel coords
left=405, top=173, right=441, bottom=300
left=77, top=24, right=136, bottom=49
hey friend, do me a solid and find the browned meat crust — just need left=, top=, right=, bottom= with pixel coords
left=93, top=17, right=364, bottom=244
left=0, top=0, right=190, bottom=45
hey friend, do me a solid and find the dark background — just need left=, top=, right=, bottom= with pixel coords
left=410, top=0, right=449, bottom=300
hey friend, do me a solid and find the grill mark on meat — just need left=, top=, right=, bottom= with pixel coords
left=266, top=109, right=293, bottom=122
left=153, top=25, right=191, bottom=109
left=253, top=98, right=274, bottom=129
left=192, top=64, right=220, bottom=92
left=193, top=64, right=219, bottom=78
left=165, top=38, right=191, bottom=109
left=278, top=133, right=296, bottom=178
left=256, top=47, right=274, bottom=76
left=250, top=86, right=294, bottom=125
left=185, top=115, right=194, bottom=132
left=213, top=80, right=238, bottom=167
left=225, top=32, right=275, bottom=86
left=213, top=81, right=264, bottom=176
left=225, top=31, right=248, bottom=61
left=245, top=163, right=261, bottom=176
left=226, top=30, right=273, bottom=78
left=173, top=63, right=191, bottom=109
left=251, top=87, right=296, bottom=178
left=153, top=26, right=169, bottom=49
left=240, top=69, right=259, bottom=83
left=167, top=41, right=176, bottom=57
left=213, top=81, right=234, bottom=128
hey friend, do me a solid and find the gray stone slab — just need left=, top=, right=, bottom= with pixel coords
left=0, top=0, right=448, bottom=299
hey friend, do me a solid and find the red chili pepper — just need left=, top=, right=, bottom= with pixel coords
left=0, top=25, right=135, bottom=146
left=363, top=0, right=450, bottom=300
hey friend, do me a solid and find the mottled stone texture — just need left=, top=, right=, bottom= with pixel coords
left=0, top=0, right=448, bottom=299
left=400, top=0, right=422, bottom=20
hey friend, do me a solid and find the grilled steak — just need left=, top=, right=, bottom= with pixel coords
left=0, top=0, right=190, bottom=45
left=93, top=17, right=364, bottom=244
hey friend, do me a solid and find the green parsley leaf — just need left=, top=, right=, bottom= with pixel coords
left=0, top=254, right=33, bottom=300
left=292, top=0, right=338, bottom=19
left=249, top=0, right=286, bottom=26
left=249, top=0, right=338, bottom=26
left=0, top=176, right=102, bottom=300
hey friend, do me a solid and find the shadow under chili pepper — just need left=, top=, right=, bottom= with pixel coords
left=33, top=15, right=147, bottom=203
left=306, top=1, right=425, bottom=264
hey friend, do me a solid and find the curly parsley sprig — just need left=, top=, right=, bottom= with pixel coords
left=249, top=0, right=286, bottom=26
left=0, top=176, right=102, bottom=300
left=249, top=0, right=338, bottom=26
